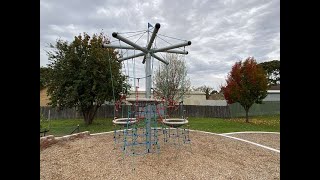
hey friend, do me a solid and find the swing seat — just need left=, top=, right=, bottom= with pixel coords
left=113, top=118, right=137, bottom=126
left=162, top=118, right=188, bottom=128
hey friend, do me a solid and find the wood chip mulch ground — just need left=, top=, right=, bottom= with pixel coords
left=40, top=131, right=280, bottom=180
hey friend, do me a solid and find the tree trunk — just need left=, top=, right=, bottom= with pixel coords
left=245, top=108, right=249, bottom=123
left=82, top=105, right=99, bottom=125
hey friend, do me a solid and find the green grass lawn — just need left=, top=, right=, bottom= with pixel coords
left=188, top=115, right=279, bottom=133
left=41, top=118, right=115, bottom=137
left=41, top=114, right=279, bottom=137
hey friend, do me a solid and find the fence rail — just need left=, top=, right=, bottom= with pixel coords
left=40, top=101, right=279, bottom=120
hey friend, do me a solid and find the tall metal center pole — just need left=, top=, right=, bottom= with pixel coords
left=145, top=53, right=152, bottom=99
left=145, top=26, right=151, bottom=151
left=146, top=24, right=151, bottom=99
left=145, top=54, right=152, bottom=151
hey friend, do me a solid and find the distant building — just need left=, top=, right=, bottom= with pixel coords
left=126, top=91, right=228, bottom=106
left=126, top=91, right=206, bottom=105
left=264, top=84, right=280, bottom=101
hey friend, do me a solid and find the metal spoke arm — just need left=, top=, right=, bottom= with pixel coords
left=164, top=49, right=188, bottom=54
left=142, top=49, right=188, bottom=64
left=152, top=41, right=191, bottom=53
left=143, top=49, right=188, bottom=63
left=118, top=52, right=146, bottom=62
left=102, top=44, right=136, bottom=50
left=146, top=23, right=160, bottom=50
left=151, top=53, right=169, bottom=65
left=111, top=32, right=148, bottom=53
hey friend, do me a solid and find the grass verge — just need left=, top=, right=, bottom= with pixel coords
left=41, top=114, right=279, bottom=137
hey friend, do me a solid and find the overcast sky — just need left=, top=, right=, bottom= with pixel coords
left=40, top=0, right=279, bottom=91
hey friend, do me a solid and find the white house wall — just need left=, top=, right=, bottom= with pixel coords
left=263, top=90, right=280, bottom=101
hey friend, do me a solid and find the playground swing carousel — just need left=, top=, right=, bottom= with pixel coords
left=104, top=22, right=192, bottom=156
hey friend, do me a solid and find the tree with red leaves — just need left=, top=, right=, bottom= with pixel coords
left=221, top=57, right=268, bottom=123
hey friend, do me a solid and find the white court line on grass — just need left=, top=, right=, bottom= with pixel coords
left=189, top=129, right=280, bottom=153
left=221, top=131, right=280, bottom=135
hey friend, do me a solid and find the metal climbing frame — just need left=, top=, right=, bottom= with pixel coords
left=113, top=97, right=162, bottom=156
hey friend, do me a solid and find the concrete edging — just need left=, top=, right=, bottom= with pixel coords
left=40, top=131, right=90, bottom=150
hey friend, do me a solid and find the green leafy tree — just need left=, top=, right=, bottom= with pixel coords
left=46, top=32, right=127, bottom=125
left=40, top=67, right=51, bottom=90
left=221, top=57, right=268, bottom=123
left=259, top=60, right=280, bottom=85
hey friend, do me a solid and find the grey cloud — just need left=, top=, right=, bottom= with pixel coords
left=41, top=0, right=279, bottom=90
